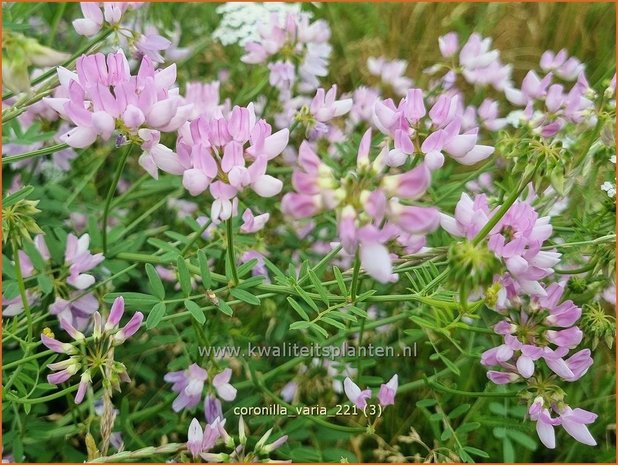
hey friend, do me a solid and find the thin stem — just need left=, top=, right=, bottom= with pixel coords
left=102, top=143, right=134, bottom=255
left=2, top=143, right=70, bottom=165
left=424, top=377, right=519, bottom=398
left=4, top=384, right=79, bottom=405
left=12, top=237, right=32, bottom=344
left=180, top=220, right=211, bottom=256
left=349, top=249, right=361, bottom=301
left=226, top=218, right=239, bottom=286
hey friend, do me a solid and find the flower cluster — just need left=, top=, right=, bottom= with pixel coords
left=283, top=128, right=442, bottom=283
left=176, top=103, right=289, bottom=222
left=433, top=32, right=513, bottom=91
left=41, top=296, right=143, bottom=404
left=505, top=69, right=595, bottom=137
left=44, top=50, right=190, bottom=177
left=373, top=88, right=495, bottom=167
left=16, top=233, right=104, bottom=330
left=241, top=11, right=331, bottom=93
left=186, top=416, right=287, bottom=462
left=441, top=193, right=560, bottom=297
left=481, top=282, right=596, bottom=448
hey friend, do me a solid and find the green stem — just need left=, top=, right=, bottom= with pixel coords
left=349, top=249, right=361, bottom=301
left=180, top=219, right=211, bottom=255
left=102, top=143, right=134, bottom=255
left=4, top=384, right=79, bottom=405
left=11, top=237, right=32, bottom=344
left=424, top=377, right=519, bottom=398
left=2, top=143, right=70, bottom=165
left=226, top=218, right=239, bottom=285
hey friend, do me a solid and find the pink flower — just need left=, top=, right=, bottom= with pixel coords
left=343, top=377, right=372, bottom=409
left=529, top=399, right=561, bottom=449
left=164, top=363, right=208, bottom=412
left=377, top=374, right=398, bottom=407
left=212, top=368, right=237, bottom=401
left=241, top=12, right=331, bottom=92
left=558, top=407, right=597, bottom=446
left=367, top=57, right=411, bottom=96
left=64, top=233, right=104, bottom=290
left=310, top=85, right=353, bottom=122
left=240, top=208, right=270, bottom=234
left=177, top=104, right=288, bottom=222
left=438, top=32, right=459, bottom=58
left=187, top=418, right=204, bottom=458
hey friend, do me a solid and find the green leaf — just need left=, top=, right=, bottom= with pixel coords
left=321, top=316, right=345, bottom=329
left=176, top=256, right=191, bottom=297
left=146, top=302, right=166, bottom=329
left=448, top=403, right=470, bottom=419
left=464, top=446, right=490, bottom=458
left=261, top=256, right=287, bottom=284
left=506, top=430, right=537, bottom=450
left=22, top=239, right=46, bottom=271
left=236, top=276, right=264, bottom=289
left=104, top=292, right=159, bottom=308
left=287, top=297, right=310, bottom=321
left=437, top=353, right=461, bottom=376
left=148, top=238, right=181, bottom=255
left=37, top=275, right=53, bottom=295
left=230, top=288, right=260, bottom=305
left=198, top=250, right=212, bottom=289
left=3, top=185, right=34, bottom=208
left=307, top=268, right=329, bottom=305
left=218, top=300, right=234, bottom=316
left=294, top=285, right=319, bottom=312
left=416, top=399, right=438, bottom=408
left=333, top=266, right=347, bottom=294
left=456, top=422, right=481, bottom=434
left=185, top=299, right=205, bottom=325
left=309, top=324, right=328, bottom=339
left=347, top=306, right=368, bottom=318
left=145, top=263, right=165, bottom=300
left=237, top=258, right=257, bottom=278
left=289, top=321, right=312, bottom=330
left=502, top=436, right=515, bottom=462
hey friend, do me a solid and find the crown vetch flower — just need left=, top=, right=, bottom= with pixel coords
left=44, top=50, right=190, bottom=176
left=41, top=296, right=143, bottom=404
left=176, top=103, right=288, bottom=223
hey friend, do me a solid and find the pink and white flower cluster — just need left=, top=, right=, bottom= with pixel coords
left=505, top=68, right=595, bottom=138
left=44, top=50, right=191, bottom=177
left=176, top=103, right=289, bottom=223
left=481, top=282, right=596, bottom=449
left=282, top=129, right=440, bottom=283
left=72, top=3, right=142, bottom=37
left=343, top=374, right=399, bottom=409
left=435, top=32, right=513, bottom=91
left=164, top=364, right=237, bottom=415
left=441, top=193, right=561, bottom=297
left=241, top=12, right=331, bottom=93
left=16, top=233, right=104, bottom=331
left=373, top=88, right=495, bottom=168
left=41, top=296, right=143, bottom=404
